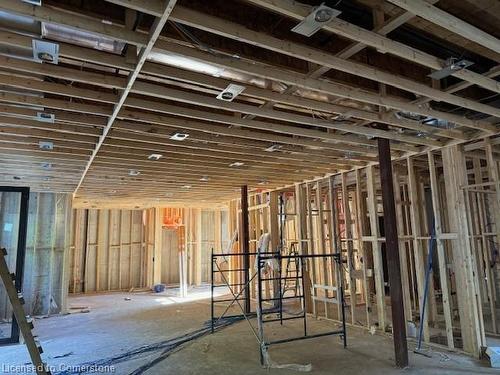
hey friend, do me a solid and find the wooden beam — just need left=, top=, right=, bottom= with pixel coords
left=427, top=150, right=455, bottom=349
left=105, top=0, right=165, bottom=17
left=366, top=165, right=386, bottom=331
left=74, top=0, right=178, bottom=193
left=387, top=0, right=500, bottom=55
left=0, top=0, right=148, bottom=46
left=169, top=6, right=500, bottom=120
left=159, top=41, right=496, bottom=133
left=246, top=0, right=500, bottom=95
left=442, top=145, right=485, bottom=356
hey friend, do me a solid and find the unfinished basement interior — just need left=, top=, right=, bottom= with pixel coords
left=0, top=0, right=499, bottom=374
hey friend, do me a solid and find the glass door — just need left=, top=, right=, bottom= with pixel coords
left=0, top=187, right=29, bottom=345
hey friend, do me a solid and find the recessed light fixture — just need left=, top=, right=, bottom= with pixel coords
left=43, top=176, right=51, bottom=181
left=170, top=132, right=189, bottom=141
left=39, top=141, right=54, bottom=150
left=148, top=153, right=163, bottom=161
left=36, top=112, right=55, bottom=123
left=128, top=169, right=140, bottom=176
left=182, top=185, right=192, bottom=189
left=229, top=161, right=244, bottom=167
left=23, top=0, right=42, bottom=5
left=32, top=39, right=59, bottom=64
left=110, top=190, right=117, bottom=194
left=200, top=176, right=210, bottom=182
left=291, top=4, right=341, bottom=37
left=216, top=83, right=246, bottom=102
left=165, top=192, right=174, bottom=197
left=41, top=162, right=52, bottom=170
left=264, top=144, right=283, bottom=152
left=428, top=57, right=474, bottom=80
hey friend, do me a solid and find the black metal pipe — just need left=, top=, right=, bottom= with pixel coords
left=262, top=315, right=304, bottom=324
left=258, top=253, right=339, bottom=260
left=241, top=185, right=251, bottom=314
left=256, top=256, right=265, bottom=366
left=300, top=258, right=308, bottom=337
left=11, top=187, right=29, bottom=344
left=211, top=252, right=259, bottom=257
left=336, top=257, right=347, bottom=348
left=378, top=132, right=409, bottom=368
left=81, top=209, right=89, bottom=293
left=211, top=249, right=214, bottom=333
left=267, top=330, right=345, bottom=346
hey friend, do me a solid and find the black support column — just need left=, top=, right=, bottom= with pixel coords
left=241, top=185, right=251, bottom=314
left=378, top=134, right=408, bottom=368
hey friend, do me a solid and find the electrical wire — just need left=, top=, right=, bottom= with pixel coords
left=54, top=316, right=245, bottom=375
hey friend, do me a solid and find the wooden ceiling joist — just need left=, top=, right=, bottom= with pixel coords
left=0, top=46, right=463, bottom=141
left=386, top=0, right=500, bottom=55
left=245, top=0, right=500, bottom=95
left=159, top=41, right=496, bottom=133
left=0, top=0, right=497, bottom=203
left=73, top=0, right=178, bottom=193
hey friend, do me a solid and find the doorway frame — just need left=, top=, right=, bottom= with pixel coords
left=0, top=186, right=30, bottom=345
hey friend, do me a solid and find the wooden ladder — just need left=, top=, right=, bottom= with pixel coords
left=0, top=248, right=51, bottom=375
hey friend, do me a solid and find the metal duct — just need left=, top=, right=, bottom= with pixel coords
left=42, top=23, right=125, bottom=54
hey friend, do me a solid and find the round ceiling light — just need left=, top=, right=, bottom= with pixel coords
left=314, top=8, right=333, bottom=23
left=38, top=52, right=54, bottom=62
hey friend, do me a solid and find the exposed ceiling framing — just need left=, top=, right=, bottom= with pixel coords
left=0, top=0, right=498, bottom=207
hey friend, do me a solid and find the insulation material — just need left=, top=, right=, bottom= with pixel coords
left=0, top=192, right=72, bottom=319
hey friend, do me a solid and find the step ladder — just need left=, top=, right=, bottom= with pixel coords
left=0, top=248, right=51, bottom=375
left=282, top=242, right=301, bottom=297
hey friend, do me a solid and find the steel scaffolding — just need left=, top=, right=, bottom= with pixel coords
left=210, top=248, right=347, bottom=366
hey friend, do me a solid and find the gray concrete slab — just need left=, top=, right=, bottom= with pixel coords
left=0, top=287, right=495, bottom=374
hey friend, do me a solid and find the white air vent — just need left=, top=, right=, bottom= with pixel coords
left=200, top=176, right=210, bottom=182
left=216, top=84, right=245, bottom=102
left=32, top=39, right=59, bottom=64
left=36, top=112, right=55, bottom=123
left=264, top=144, right=283, bottom=152
left=23, top=0, right=42, bottom=5
left=170, top=132, right=189, bottom=141
left=128, top=169, right=140, bottom=176
left=292, top=4, right=341, bottom=37
left=148, top=153, right=162, bottom=161
left=39, top=141, right=53, bottom=150
left=229, top=161, right=244, bottom=167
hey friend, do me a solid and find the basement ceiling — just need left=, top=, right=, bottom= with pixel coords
left=0, top=0, right=498, bottom=207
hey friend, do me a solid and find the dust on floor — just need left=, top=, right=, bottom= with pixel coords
left=0, top=287, right=495, bottom=374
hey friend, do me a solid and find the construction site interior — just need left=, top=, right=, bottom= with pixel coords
left=0, top=0, right=499, bottom=374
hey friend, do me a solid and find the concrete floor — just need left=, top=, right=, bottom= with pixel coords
left=0, top=287, right=496, bottom=374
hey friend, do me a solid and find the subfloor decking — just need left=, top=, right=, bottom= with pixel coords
left=0, top=287, right=495, bottom=374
